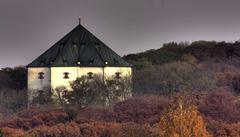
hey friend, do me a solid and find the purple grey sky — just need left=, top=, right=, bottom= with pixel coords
left=1, top=0, right=240, bottom=68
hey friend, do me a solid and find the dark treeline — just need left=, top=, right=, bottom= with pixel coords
left=0, top=66, right=27, bottom=90
left=0, top=67, right=27, bottom=114
left=124, top=40, right=240, bottom=69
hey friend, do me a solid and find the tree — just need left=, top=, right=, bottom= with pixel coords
left=159, top=93, right=211, bottom=137
left=1, top=66, right=27, bottom=90
left=65, top=76, right=104, bottom=107
left=60, top=75, right=132, bottom=108
left=31, top=87, right=53, bottom=106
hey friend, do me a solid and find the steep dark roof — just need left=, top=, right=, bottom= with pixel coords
left=27, top=24, right=132, bottom=67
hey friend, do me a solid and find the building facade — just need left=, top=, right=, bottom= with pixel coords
left=27, top=24, right=132, bottom=103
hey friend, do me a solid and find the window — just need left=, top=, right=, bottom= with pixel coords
left=63, top=72, right=70, bottom=79
left=38, top=72, right=44, bottom=79
left=87, top=72, right=93, bottom=79
left=115, top=72, right=121, bottom=79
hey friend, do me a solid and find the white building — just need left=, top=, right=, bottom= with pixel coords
left=27, top=23, right=132, bottom=102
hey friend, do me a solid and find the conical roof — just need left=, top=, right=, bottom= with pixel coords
left=27, top=24, right=132, bottom=67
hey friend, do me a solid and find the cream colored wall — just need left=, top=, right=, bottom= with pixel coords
left=28, top=66, right=132, bottom=104
left=104, top=67, right=132, bottom=79
left=27, top=67, right=51, bottom=103
left=28, top=66, right=132, bottom=91
left=50, top=67, right=104, bottom=90
left=51, top=67, right=78, bottom=90
left=28, top=67, right=50, bottom=90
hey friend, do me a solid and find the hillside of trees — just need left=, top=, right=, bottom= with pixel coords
left=124, top=40, right=240, bottom=69
left=1, top=40, right=240, bottom=136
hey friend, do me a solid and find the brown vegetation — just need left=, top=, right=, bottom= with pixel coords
left=0, top=90, right=240, bottom=136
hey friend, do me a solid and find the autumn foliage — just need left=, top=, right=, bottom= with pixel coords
left=114, top=95, right=169, bottom=124
left=0, top=94, right=216, bottom=137
left=158, top=94, right=211, bottom=137
left=1, top=90, right=240, bottom=137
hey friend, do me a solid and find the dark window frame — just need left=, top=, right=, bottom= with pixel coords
left=63, top=72, right=70, bottom=79
left=115, top=72, right=121, bottom=79
left=38, top=72, right=44, bottom=80
left=87, top=72, right=94, bottom=79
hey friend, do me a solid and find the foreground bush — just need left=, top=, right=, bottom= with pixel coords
left=114, top=95, right=169, bottom=124
left=0, top=89, right=27, bottom=114
left=198, top=90, right=240, bottom=123
left=0, top=127, right=25, bottom=137
left=1, top=93, right=240, bottom=137
left=0, top=109, right=67, bottom=130
left=158, top=94, right=211, bottom=137
left=206, top=119, right=240, bottom=137
left=75, top=107, right=115, bottom=123
left=22, top=122, right=158, bottom=137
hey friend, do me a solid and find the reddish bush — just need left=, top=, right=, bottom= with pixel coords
left=0, top=109, right=67, bottom=130
left=79, top=122, right=121, bottom=137
left=0, top=127, right=25, bottom=137
left=205, top=118, right=240, bottom=137
left=27, top=122, right=158, bottom=137
left=75, top=107, right=115, bottom=123
left=120, top=123, right=158, bottom=137
left=2, top=93, right=240, bottom=137
left=198, top=90, right=240, bottom=123
left=29, top=122, right=81, bottom=137
left=114, top=95, right=169, bottom=124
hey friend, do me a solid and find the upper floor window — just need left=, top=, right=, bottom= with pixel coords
left=87, top=72, right=93, bottom=79
left=115, top=72, right=121, bottom=79
left=63, top=72, right=70, bottom=79
left=38, top=72, right=44, bottom=79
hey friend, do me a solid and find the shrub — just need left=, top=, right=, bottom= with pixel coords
left=75, top=107, right=115, bottom=123
left=31, top=87, right=54, bottom=106
left=114, top=95, right=169, bottom=124
left=0, top=89, right=27, bottom=113
left=0, top=127, right=25, bottom=137
left=29, top=122, right=81, bottom=137
left=198, top=90, right=240, bottom=123
left=79, top=122, right=121, bottom=137
left=120, top=123, right=158, bottom=137
left=204, top=118, right=240, bottom=137
left=0, top=109, right=67, bottom=130
left=27, top=122, right=159, bottom=137
left=158, top=93, right=211, bottom=137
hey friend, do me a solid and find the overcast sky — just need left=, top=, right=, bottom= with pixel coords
left=1, top=0, right=240, bottom=68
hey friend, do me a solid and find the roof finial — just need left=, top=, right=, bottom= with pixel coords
left=78, top=18, right=81, bottom=25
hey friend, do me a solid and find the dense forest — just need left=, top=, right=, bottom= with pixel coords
left=1, top=41, right=240, bottom=137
